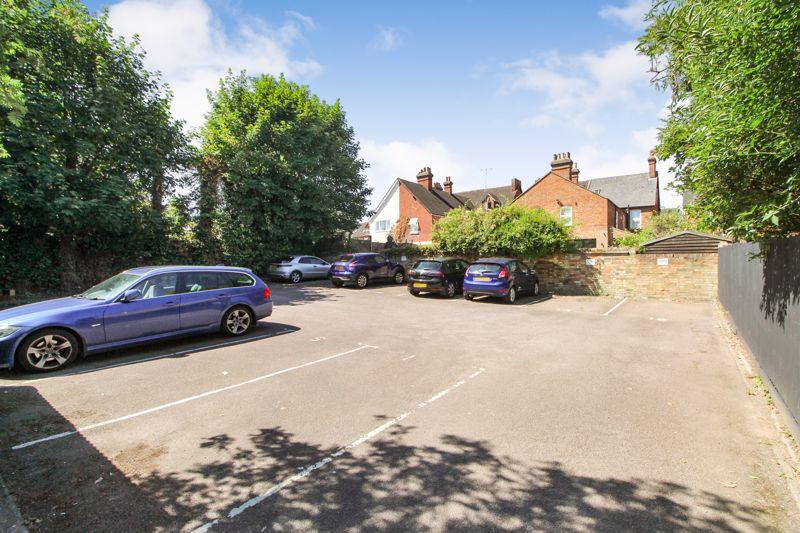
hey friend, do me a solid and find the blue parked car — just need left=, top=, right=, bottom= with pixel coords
left=329, top=253, right=405, bottom=288
left=0, top=266, right=273, bottom=373
left=463, top=258, right=540, bottom=304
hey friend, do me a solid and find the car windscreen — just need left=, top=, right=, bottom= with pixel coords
left=78, top=272, right=141, bottom=300
left=413, top=261, right=442, bottom=271
left=467, top=263, right=502, bottom=274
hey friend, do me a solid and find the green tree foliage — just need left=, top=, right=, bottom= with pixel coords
left=613, top=208, right=700, bottom=249
left=0, top=0, right=190, bottom=289
left=0, top=0, right=28, bottom=158
left=432, top=206, right=573, bottom=259
left=639, top=0, right=800, bottom=240
left=200, top=72, right=371, bottom=273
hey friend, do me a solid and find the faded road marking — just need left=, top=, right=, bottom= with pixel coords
left=12, top=344, right=378, bottom=451
left=401, top=355, right=416, bottom=361
left=603, top=297, right=628, bottom=316
left=193, top=366, right=487, bottom=532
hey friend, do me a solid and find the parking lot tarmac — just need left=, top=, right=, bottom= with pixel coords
left=2, top=281, right=799, bottom=531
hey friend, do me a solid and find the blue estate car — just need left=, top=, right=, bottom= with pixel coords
left=0, top=266, right=273, bottom=373
left=329, top=253, right=405, bottom=288
left=463, top=258, right=540, bottom=304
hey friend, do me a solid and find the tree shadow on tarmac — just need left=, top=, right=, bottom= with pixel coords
left=2, top=389, right=770, bottom=532
left=140, top=424, right=764, bottom=532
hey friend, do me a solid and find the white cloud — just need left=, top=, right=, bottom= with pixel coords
left=369, top=26, right=403, bottom=53
left=107, top=0, right=321, bottom=130
left=504, top=40, right=652, bottom=136
left=599, top=0, right=650, bottom=30
left=359, top=138, right=470, bottom=207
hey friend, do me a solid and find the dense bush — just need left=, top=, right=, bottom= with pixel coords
left=432, top=206, right=572, bottom=259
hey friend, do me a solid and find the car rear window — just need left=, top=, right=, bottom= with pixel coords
left=276, top=256, right=295, bottom=263
left=337, top=254, right=354, bottom=261
left=468, top=263, right=502, bottom=274
left=413, top=260, right=442, bottom=270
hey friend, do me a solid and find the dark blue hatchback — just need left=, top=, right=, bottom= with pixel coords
left=463, top=258, right=540, bottom=304
left=0, top=266, right=272, bottom=373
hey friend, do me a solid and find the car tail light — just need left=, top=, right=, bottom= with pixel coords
left=498, top=267, right=509, bottom=279
left=347, top=261, right=358, bottom=270
left=263, top=287, right=271, bottom=299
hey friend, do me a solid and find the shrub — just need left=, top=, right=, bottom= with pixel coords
left=613, top=209, right=703, bottom=250
left=432, top=206, right=572, bottom=259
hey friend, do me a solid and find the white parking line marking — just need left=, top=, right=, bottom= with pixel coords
left=192, top=366, right=487, bottom=532
left=401, top=355, right=416, bottom=361
left=11, top=344, right=378, bottom=451
left=603, top=297, right=628, bottom=316
left=8, top=329, right=296, bottom=385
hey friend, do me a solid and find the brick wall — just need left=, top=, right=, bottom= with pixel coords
left=398, top=183, right=435, bottom=244
left=531, top=251, right=718, bottom=302
left=514, top=172, right=617, bottom=247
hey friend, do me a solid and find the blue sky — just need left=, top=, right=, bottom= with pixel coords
left=85, top=0, right=679, bottom=208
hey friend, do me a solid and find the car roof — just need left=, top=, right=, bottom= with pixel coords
left=125, top=265, right=252, bottom=275
left=413, top=257, right=461, bottom=262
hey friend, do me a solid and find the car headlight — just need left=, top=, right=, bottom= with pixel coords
left=0, top=325, right=21, bottom=339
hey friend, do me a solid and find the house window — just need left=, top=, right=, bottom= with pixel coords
left=375, top=219, right=390, bottom=232
left=630, top=209, right=642, bottom=230
left=409, top=217, right=419, bottom=235
left=560, top=206, right=573, bottom=226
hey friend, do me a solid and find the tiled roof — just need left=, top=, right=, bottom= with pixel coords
left=399, top=179, right=464, bottom=216
left=581, top=173, right=658, bottom=208
left=454, top=186, right=515, bottom=208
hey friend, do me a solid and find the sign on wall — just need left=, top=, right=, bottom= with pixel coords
left=657, top=257, right=669, bottom=266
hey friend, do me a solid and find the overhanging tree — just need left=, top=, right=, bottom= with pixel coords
left=200, top=72, right=371, bottom=272
left=639, top=0, right=800, bottom=240
left=0, top=0, right=190, bottom=288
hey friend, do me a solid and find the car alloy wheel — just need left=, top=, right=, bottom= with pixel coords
left=290, top=271, right=302, bottom=284
left=225, top=308, right=251, bottom=335
left=507, top=286, right=517, bottom=304
left=446, top=281, right=456, bottom=298
left=356, top=273, right=368, bottom=288
left=25, top=333, right=74, bottom=371
left=394, top=271, right=405, bottom=284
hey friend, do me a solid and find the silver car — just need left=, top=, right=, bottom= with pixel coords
left=268, top=256, right=331, bottom=283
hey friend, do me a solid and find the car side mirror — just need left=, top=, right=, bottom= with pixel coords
left=120, top=288, right=142, bottom=303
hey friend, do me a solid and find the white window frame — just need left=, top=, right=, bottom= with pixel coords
left=375, top=219, right=390, bottom=232
left=409, top=217, right=419, bottom=235
left=630, top=209, right=642, bottom=230
left=560, top=206, right=573, bottom=226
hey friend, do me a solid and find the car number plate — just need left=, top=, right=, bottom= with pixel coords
left=474, top=276, right=490, bottom=282
left=413, top=282, right=426, bottom=288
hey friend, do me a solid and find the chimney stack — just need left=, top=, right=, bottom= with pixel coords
left=648, top=150, right=658, bottom=179
left=570, top=162, right=580, bottom=183
left=550, top=152, right=574, bottom=180
left=416, top=166, right=433, bottom=190
left=443, top=176, right=453, bottom=194
left=511, top=178, right=522, bottom=198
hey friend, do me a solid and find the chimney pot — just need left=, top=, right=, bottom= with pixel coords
left=648, top=150, right=658, bottom=178
left=550, top=151, right=575, bottom=181
left=443, top=176, right=453, bottom=194
left=416, top=166, right=434, bottom=190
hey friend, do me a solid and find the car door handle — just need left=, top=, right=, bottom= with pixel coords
left=216, top=293, right=228, bottom=298
left=164, top=301, right=177, bottom=307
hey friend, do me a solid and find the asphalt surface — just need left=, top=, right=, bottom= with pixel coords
left=1, top=281, right=799, bottom=532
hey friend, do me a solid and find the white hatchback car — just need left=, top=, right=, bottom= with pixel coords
left=268, top=256, right=331, bottom=283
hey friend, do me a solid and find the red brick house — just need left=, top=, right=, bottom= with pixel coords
left=513, top=151, right=660, bottom=248
left=368, top=167, right=523, bottom=244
